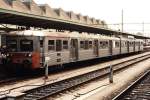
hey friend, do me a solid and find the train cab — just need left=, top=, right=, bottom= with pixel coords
left=4, top=31, right=41, bottom=69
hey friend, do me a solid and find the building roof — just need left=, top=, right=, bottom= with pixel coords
left=0, top=0, right=149, bottom=39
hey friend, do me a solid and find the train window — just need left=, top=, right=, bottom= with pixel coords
left=132, top=42, right=134, bottom=46
left=48, top=40, right=55, bottom=51
left=125, top=42, right=128, bottom=46
left=99, top=41, right=107, bottom=49
left=40, top=40, right=43, bottom=47
left=99, top=41, right=103, bottom=49
left=115, top=41, right=120, bottom=48
left=85, top=40, right=89, bottom=49
left=89, top=41, right=93, bottom=49
left=129, top=42, right=131, bottom=46
left=135, top=42, right=138, bottom=46
left=56, top=40, right=62, bottom=51
left=63, top=40, right=68, bottom=50
left=121, top=42, right=124, bottom=47
left=124, top=42, right=126, bottom=46
left=20, top=40, right=33, bottom=52
left=80, top=41, right=84, bottom=49
left=138, top=42, right=140, bottom=45
left=7, top=40, right=17, bottom=52
left=130, top=42, right=133, bottom=46
left=99, top=41, right=102, bottom=45
left=105, top=41, right=108, bottom=47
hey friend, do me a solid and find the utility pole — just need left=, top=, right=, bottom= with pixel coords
left=142, top=22, right=144, bottom=33
left=121, top=9, right=124, bottom=32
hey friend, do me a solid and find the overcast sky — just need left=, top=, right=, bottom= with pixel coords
left=35, top=0, right=150, bottom=36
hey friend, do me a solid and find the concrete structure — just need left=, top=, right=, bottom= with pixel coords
left=0, top=0, right=106, bottom=27
left=0, top=0, right=149, bottom=39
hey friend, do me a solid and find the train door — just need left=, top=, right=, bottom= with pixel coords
left=138, top=42, right=140, bottom=51
left=70, top=39, right=78, bottom=61
left=109, top=40, right=113, bottom=55
left=133, top=41, right=135, bottom=52
left=93, top=40, right=99, bottom=57
left=127, top=41, right=129, bottom=52
left=120, top=39, right=121, bottom=54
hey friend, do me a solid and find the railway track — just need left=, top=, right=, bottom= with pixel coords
left=114, top=71, right=150, bottom=100
left=2, top=53, right=149, bottom=100
left=113, top=70, right=150, bottom=100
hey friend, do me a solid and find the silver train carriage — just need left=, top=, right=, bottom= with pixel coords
left=0, top=30, right=144, bottom=69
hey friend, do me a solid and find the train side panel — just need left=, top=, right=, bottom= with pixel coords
left=43, top=37, right=70, bottom=67
left=112, top=40, right=121, bottom=55
left=140, top=41, right=144, bottom=51
left=135, top=41, right=140, bottom=52
left=121, top=39, right=128, bottom=54
left=98, top=40, right=110, bottom=57
left=129, top=40, right=134, bottom=53
left=78, top=39, right=95, bottom=61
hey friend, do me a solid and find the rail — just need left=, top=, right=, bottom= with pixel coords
left=113, top=70, right=150, bottom=100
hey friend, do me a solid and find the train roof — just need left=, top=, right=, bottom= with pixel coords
left=4, top=30, right=125, bottom=40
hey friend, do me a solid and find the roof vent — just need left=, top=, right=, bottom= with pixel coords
left=4, top=0, right=13, bottom=6
left=21, top=0, right=32, bottom=10
left=38, top=4, right=46, bottom=14
left=22, top=0, right=32, bottom=2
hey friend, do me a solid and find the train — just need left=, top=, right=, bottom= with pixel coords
left=0, top=30, right=144, bottom=70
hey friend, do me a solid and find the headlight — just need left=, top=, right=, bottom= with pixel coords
left=24, top=53, right=32, bottom=57
left=6, top=53, right=13, bottom=57
left=6, top=54, right=9, bottom=57
left=28, top=53, right=32, bottom=57
left=25, top=54, right=28, bottom=57
left=1, top=54, right=6, bottom=58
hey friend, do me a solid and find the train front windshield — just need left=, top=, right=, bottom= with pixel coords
left=7, top=39, right=33, bottom=52
left=7, top=40, right=17, bottom=52
left=20, top=40, right=33, bottom=52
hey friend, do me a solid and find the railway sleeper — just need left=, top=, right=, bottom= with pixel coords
left=25, top=94, right=42, bottom=99
left=137, top=95, right=150, bottom=99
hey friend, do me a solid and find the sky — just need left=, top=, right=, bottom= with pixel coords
left=34, top=0, right=150, bottom=36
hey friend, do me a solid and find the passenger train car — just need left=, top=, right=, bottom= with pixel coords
left=1, top=30, right=144, bottom=69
